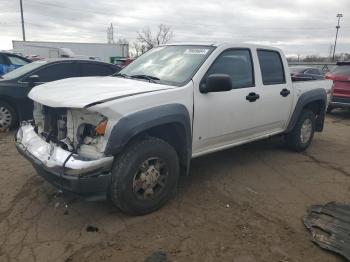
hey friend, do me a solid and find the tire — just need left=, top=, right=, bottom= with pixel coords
left=110, top=136, right=179, bottom=215
left=286, top=109, right=316, bottom=152
left=0, top=100, right=17, bottom=130
left=326, top=106, right=333, bottom=113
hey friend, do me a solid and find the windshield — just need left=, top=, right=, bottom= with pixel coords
left=118, top=45, right=215, bottom=85
left=2, top=60, right=48, bottom=79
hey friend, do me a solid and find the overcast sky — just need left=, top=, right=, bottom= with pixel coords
left=0, top=0, right=349, bottom=57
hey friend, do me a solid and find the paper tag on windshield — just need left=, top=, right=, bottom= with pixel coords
left=184, top=49, right=209, bottom=55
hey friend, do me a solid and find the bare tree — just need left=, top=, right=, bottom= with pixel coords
left=130, top=42, right=147, bottom=57
left=117, top=38, right=129, bottom=45
left=136, top=24, right=174, bottom=51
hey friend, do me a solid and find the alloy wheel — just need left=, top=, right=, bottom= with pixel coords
left=300, top=118, right=312, bottom=144
left=0, top=106, right=12, bottom=130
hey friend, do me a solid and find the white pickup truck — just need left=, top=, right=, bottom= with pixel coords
left=16, top=43, right=333, bottom=215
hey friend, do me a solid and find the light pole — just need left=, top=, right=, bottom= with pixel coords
left=332, top=13, right=343, bottom=61
left=20, top=0, right=26, bottom=41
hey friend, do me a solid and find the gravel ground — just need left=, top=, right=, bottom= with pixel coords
left=0, top=110, right=350, bottom=262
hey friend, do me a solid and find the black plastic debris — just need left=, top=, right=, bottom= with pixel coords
left=304, top=202, right=350, bottom=260
left=86, top=225, right=99, bottom=232
left=144, top=251, right=168, bottom=262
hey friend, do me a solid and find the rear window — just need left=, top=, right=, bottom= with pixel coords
left=332, top=65, right=350, bottom=76
left=257, top=50, right=286, bottom=85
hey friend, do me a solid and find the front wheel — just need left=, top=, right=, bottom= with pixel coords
left=285, top=109, right=316, bottom=152
left=0, top=100, right=17, bottom=130
left=110, top=137, right=179, bottom=215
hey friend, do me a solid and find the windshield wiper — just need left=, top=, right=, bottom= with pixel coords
left=113, top=73, right=129, bottom=78
left=130, top=74, right=160, bottom=83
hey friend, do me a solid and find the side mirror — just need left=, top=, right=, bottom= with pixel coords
left=27, top=75, right=39, bottom=87
left=200, top=74, right=233, bottom=93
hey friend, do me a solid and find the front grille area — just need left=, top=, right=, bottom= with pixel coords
left=40, top=106, right=67, bottom=139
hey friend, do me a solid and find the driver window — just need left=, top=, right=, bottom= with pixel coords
left=205, top=49, right=254, bottom=89
left=28, top=63, right=80, bottom=82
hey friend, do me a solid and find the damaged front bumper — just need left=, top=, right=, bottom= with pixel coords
left=15, top=123, right=114, bottom=199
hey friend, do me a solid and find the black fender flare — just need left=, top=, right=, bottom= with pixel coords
left=286, top=88, right=327, bottom=133
left=104, top=103, right=192, bottom=173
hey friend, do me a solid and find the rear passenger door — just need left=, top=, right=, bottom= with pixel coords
left=256, top=49, right=293, bottom=133
left=80, top=63, right=116, bottom=77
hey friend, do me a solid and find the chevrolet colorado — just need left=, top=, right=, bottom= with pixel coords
left=16, top=43, right=333, bottom=215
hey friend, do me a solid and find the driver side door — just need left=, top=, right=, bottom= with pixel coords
left=192, top=48, right=261, bottom=156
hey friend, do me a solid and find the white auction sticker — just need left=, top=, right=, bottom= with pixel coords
left=184, top=49, right=209, bottom=55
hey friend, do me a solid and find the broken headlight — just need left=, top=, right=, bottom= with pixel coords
left=75, top=119, right=108, bottom=160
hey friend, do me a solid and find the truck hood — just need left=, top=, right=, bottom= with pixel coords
left=28, top=76, right=174, bottom=108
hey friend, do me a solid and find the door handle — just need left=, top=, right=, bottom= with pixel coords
left=280, top=88, right=290, bottom=97
left=246, top=92, right=260, bottom=102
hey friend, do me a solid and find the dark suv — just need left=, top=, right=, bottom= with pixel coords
left=0, top=59, right=120, bottom=130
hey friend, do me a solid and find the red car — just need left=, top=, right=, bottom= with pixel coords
left=326, top=61, right=350, bottom=112
left=114, top=58, right=134, bottom=68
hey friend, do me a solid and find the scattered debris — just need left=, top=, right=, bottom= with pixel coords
left=245, top=187, right=258, bottom=195
left=86, top=225, right=99, bottom=233
left=64, top=257, right=73, bottom=262
left=64, top=204, right=69, bottom=215
left=144, top=251, right=168, bottom=262
left=53, top=191, right=77, bottom=215
left=226, top=204, right=230, bottom=208
left=304, top=202, right=350, bottom=260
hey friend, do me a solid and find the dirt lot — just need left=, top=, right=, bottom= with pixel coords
left=1, top=111, right=350, bottom=262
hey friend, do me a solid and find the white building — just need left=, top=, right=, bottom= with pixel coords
left=12, top=40, right=129, bottom=62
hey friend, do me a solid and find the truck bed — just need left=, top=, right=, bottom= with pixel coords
left=292, top=79, right=333, bottom=106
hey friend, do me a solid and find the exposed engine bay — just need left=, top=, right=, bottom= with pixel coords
left=32, top=102, right=107, bottom=160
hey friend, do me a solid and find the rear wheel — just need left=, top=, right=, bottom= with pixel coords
left=110, top=136, right=179, bottom=215
left=286, top=109, right=316, bottom=152
left=0, top=100, right=17, bottom=130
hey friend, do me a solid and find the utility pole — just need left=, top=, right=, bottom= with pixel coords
left=332, top=13, right=343, bottom=61
left=328, top=45, right=333, bottom=61
left=20, top=0, right=26, bottom=41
